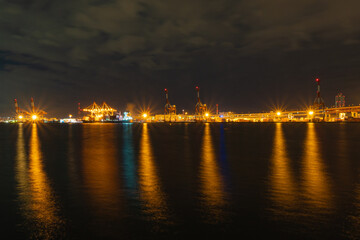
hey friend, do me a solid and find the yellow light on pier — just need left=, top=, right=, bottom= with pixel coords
left=205, top=113, right=209, bottom=117
left=18, top=115, right=23, bottom=120
left=308, top=111, right=314, bottom=116
left=142, top=113, right=148, bottom=118
left=32, top=115, right=37, bottom=120
left=277, top=111, right=281, bottom=116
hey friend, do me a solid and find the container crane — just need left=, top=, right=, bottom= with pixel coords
left=195, top=86, right=207, bottom=120
left=164, top=88, right=176, bottom=122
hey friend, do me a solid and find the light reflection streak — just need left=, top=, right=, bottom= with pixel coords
left=302, top=123, right=332, bottom=211
left=25, top=124, right=63, bottom=239
left=269, top=123, right=297, bottom=211
left=200, top=123, right=226, bottom=222
left=138, top=123, right=168, bottom=221
left=82, top=124, right=122, bottom=217
left=16, top=124, right=28, bottom=200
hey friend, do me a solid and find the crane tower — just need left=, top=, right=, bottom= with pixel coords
left=14, top=98, right=47, bottom=121
left=195, top=86, right=207, bottom=120
left=313, top=78, right=325, bottom=110
left=164, top=89, right=176, bottom=122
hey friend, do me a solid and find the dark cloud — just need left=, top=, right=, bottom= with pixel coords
left=1, top=0, right=360, bottom=116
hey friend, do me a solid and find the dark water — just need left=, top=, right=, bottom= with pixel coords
left=1, top=122, right=360, bottom=239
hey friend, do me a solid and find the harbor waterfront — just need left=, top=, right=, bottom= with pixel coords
left=4, top=105, right=360, bottom=123
left=0, top=122, right=360, bottom=239
left=2, top=1, right=360, bottom=239
left=6, top=81, right=360, bottom=124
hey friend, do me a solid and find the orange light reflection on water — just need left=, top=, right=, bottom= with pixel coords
left=269, top=123, right=297, bottom=210
left=82, top=124, right=122, bottom=217
left=200, top=123, right=226, bottom=222
left=302, top=123, right=332, bottom=211
left=16, top=124, right=28, bottom=198
left=16, top=124, right=64, bottom=239
left=138, top=123, right=169, bottom=221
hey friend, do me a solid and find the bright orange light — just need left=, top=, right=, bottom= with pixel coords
left=142, top=113, right=148, bottom=118
left=205, top=113, right=209, bottom=117
left=277, top=112, right=281, bottom=116
left=32, top=115, right=37, bottom=120
left=18, top=115, right=23, bottom=120
left=309, top=111, right=314, bottom=116
left=69, top=114, right=72, bottom=118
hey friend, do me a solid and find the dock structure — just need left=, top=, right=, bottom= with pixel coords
left=151, top=105, right=360, bottom=123
left=195, top=86, right=208, bottom=121
left=82, top=101, right=117, bottom=121
left=164, top=88, right=176, bottom=122
left=10, top=80, right=360, bottom=123
left=14, top=98, right=47, bottom=122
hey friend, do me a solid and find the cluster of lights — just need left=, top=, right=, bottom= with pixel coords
left=273, top=110, right=314, bottom=120
left=82, top=102, right=117, bottom=117
left=18, top=114, right=38, bottom=120
left=123, top=112, right=133, bottom=121
left=83, top=108, right=116, bottom=113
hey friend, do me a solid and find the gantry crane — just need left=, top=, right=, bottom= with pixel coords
left=82, top=101, right=117, bottom=121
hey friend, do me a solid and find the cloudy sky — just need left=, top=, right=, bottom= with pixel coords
left=1, top=0, right=360, bottom=116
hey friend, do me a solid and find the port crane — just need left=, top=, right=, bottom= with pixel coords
left=195, top=86, right=207, bottom=120
left=82, top=101, right=117, bottom=121
left=164, top=88, right=176, bottom=122
left=14, top=98, right=47, bottom=121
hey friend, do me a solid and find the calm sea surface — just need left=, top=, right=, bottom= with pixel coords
left=1, top=122, right=360, bottom=239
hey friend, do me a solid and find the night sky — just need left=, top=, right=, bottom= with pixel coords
left=1, top=0, right=360, bottom=117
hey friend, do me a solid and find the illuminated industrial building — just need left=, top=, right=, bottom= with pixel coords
left=335, top=93, right=345, bottom=108
left=82, top=102, right=117, bottom=121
